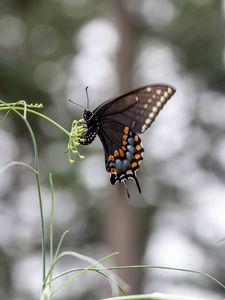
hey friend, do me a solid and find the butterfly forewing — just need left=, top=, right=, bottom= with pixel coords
left=97, top=85, right=175, bottom=133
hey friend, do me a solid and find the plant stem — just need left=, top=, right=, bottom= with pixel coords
left=51, top=252, right=119, bottom=297
left=0, top=104, right=46, bottom=289
left=51, top=265, right=225, bottom=291
left=101, top=293, right=205, bottom=300
left=0, top=106, right=71, bottom=137
left=49, top=173, right=55, bottom=288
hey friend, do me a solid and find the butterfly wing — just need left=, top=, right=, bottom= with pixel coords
left=94, top=84, right=175, bottom=133
left=98, top=123, right=143, bottom=197
left=94, top=84, right=176, bottom=196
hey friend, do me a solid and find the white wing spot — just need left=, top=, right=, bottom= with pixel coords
left=157, top=101, right=162, bottom=107
left=160, top=96, right=166, bottom=102
left=126, top=170, right=133, bottom=175
left=148, top=98, right=152, bottom=103
left=145, top=118, right=151, bottom=125
left=149, top=112, right=155, bottom=119
left=141, top=124, right=147, bottom=132
left=144, top=103, right=148, bottom=109
left=146, top=87, right=152, bottom=92
left=164, top=91, right=168, bottom=97
left=152, top=106, right=158, bottom=113
left=135, top=96, right=139, bottom=101
left=152, top=94, right=156, bottom=99
left=156, top=89, right=161, bottom=95
left=168, top=87, right=173, bottom=94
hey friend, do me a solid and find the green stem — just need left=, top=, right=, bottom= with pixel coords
left=102, top=293, right=206, bottom=300
left=49, top=173, right=55, bottom=288
left=0, top=103, right=46, bottom=290
left=43, top=230, right=70, bottom=287
left=51, top=265, right=225, bottom=291
left=0, top=161, right=38, bottom=174
left=51, top=252, right=119, bottom=297
left=0, top=106, right=71, bottom=137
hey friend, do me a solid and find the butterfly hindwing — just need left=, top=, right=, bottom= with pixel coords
left=98, top=125, right=144, bottom=196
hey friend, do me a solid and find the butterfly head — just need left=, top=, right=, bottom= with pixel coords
left=83, top=109, right=93, bottom=122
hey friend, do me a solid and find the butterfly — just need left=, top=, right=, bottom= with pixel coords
left=79, top=84, right=176, bottom=197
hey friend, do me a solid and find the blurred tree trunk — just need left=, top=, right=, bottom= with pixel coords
left=104, top=0, right=149, bottom=295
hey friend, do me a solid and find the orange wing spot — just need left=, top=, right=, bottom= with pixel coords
left=132, top=162, right=138, bottom=168
left=136, top=145, right=142, bottom=151
left=111, top=168, right=117, bottom=174
left=122, top=146, right=126, bottom=151
left=123, top=140, right=128, bottom=145
left=135, top=154, right=141, bottom=160
left=114, top=150, right=119, bottom=157
left=108, top=155, right=114, bottom=162
left=124, top=127, right=129, bottom=135
left=134, top=135, right=139, bottom=142
left=119, top=149, right=124, bottom=157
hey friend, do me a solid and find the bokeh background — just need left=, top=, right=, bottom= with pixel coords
left=0, top=0, right=225, bottom=299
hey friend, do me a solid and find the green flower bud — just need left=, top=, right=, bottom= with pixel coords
left=67, top=118, right=85, bottom=164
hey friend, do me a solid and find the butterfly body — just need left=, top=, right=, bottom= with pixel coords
left=79, top=110, right=99, bottom=145
left=79, top=84, right=176, bottom=197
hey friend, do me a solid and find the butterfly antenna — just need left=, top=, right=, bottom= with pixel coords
left=85, top=86, right=90, bottom=109
left=68, top=99, right=85, bottom=109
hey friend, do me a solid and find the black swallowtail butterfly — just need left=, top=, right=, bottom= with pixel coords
left=79, top=84, right=176, bottom=197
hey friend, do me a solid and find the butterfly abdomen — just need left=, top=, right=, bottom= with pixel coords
left=79, top=129, right=98, bottom=145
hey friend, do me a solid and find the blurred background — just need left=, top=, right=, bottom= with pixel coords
left=0, top=0, right=225, bottom=299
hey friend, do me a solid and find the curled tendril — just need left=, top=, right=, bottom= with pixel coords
left=19, top=101, right=43, bottom=109
left=68, top=118, right=85, bottom=164
left=0, top=101, right=44, bottom=109
left=0, top=100, right=43, bottom=120
left=28, top=103, right=44, bottom=108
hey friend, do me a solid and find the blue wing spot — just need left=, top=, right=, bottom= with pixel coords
left=123, top=159, right=130, bottom=168
left=115, top=159, right=125, bottom=172
left=109, top=162, right=115, bottom=168
left=128, top=137, right=135, bottom=145
left=127, top=145, right=136, bottom=154
left=126, top=151, right=134, bottom=161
